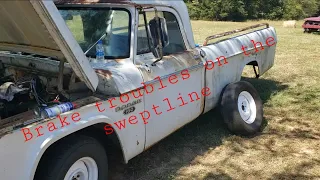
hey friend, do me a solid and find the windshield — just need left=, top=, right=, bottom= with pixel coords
left=58, top=8, right=131, bottom=59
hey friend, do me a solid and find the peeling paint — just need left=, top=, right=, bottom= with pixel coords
left=95, top=69, right=112, bottom=77
left=91, top=60, right=144, bottom=96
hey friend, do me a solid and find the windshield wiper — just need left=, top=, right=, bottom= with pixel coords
left=84, top=33, right=107, bottom=55
left=84, top=10, right=115, bottom=56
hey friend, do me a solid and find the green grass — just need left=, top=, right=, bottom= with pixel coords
left=108, top=20, right=320, bottom=180
left=66, top=15, right=85, bottom=42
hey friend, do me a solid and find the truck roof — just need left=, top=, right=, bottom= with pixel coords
left=54, top=0, right=137, bottom=5
left=54, top=0, right=181, bottom=7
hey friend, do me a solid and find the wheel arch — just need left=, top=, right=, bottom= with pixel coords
left=31, top=120, right=125, bottom=180
left=240, top=60, right=260, bottom=79
left=218, top=60, right=259, bottom=108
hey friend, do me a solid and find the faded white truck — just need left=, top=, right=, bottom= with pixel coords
left=0, top=0, right=277, bottom=179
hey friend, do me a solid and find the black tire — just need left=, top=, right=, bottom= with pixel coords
left=35, top=135, right=108, bottom=180
left=220, top=81, right=263, bottom=136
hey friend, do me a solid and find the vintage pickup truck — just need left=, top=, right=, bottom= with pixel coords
left=0, top=0, right=277, bottom=179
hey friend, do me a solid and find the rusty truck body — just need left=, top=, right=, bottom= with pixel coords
left=0, top=0, right=277, bottom=179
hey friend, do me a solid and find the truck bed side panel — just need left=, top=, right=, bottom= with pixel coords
left=202, top=27, right=277, bottom=113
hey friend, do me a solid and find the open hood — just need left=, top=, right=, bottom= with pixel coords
left=0, top=0, right=98, bottom=91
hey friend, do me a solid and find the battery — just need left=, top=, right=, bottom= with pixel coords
left=41, top=102, right=74, bottom=118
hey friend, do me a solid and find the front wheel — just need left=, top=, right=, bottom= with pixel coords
left=220, top=81, right=263, bottom=136
left=35, top=135, right=108, bottom=180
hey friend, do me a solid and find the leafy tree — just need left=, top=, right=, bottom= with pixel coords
left=283, top=0, right=318, bottom=20
left=184, top=0, right=320, bottom=21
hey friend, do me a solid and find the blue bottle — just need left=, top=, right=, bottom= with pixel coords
left=96, top=40, right=105, bottom=61
left=40, top=102, right=75, bottom=118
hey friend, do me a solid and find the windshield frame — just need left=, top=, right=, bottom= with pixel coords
left=57, top=5, right=132, bottom=60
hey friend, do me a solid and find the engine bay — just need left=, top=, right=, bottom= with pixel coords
left=0, top=53, right=91, bottom=122
left=0, top=74, right=68, bottom=120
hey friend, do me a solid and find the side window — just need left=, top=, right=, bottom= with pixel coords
left=137, top=13, right=151, bottom=55
left=161, top=11, right=186, bottom=55
left=136, top=10, right=186, bottom=56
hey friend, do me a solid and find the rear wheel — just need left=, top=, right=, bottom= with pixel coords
left=220, top=81, right=263, bottom=136
left=36, top=135, right=108, bottom=180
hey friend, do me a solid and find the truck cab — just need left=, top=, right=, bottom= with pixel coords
left=0, top=1, right=277, bottom=180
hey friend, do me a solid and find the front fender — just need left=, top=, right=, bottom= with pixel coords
left=27, top=116, right=119, bottom=180
left=0, top=97, right=145, bottom=180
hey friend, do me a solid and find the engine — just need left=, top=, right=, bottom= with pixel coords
left=0, top=55, right=93, bottom=122
left=1, top=75, right=47, bottom=119
left=0, top=70, right=71, bottom=121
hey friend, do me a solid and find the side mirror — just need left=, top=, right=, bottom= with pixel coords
left=148, top=17, right=169, bottom=58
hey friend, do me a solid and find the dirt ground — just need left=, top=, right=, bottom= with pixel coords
left=108, top=20, right=320, bottom=180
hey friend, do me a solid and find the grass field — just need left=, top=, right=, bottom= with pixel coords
left=109, top=20, right=320, bottom=180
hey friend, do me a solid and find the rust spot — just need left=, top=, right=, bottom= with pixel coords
left=203, top=23, right=269, bottom=45
left=54, top=0, right=132, bottom=5
left=114, top=58, right=125, bottom=63
left=72, top=96, right=101, bottom=108
left=0, top=130, right=14, bottom=140
left=95, top=69, right=112, bottom=77
left=0, top=110, right=35, bottom=127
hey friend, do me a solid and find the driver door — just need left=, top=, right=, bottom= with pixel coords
left=135, top=9, right=205, bottom=149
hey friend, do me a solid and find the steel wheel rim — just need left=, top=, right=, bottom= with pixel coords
left=237, top=91, right=257, bottom=124
left=64, top=157, right=98, bottom=180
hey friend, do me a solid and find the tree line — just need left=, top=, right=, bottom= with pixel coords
left=184, top=0, right=320, bottom=21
